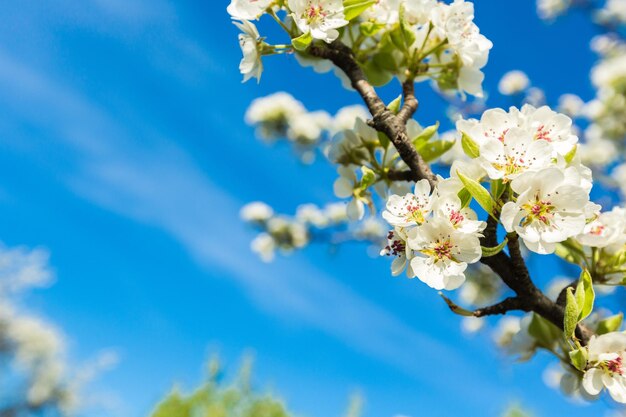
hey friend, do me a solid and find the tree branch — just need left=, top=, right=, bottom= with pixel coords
left=397, top=79, right=418, bottom=123
left=473, top=297, right=527, bottom=317
left=308, top=41, right=437, bottom=188
left=306, top=40, right=593, bottom=345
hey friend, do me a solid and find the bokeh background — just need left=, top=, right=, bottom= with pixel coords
left=0, top=0, right=620, bottom=416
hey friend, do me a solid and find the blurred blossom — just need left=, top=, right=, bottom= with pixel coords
left=537, top=0, right=571, bottom=20
left=331, top=105, right=370, bottom=134
left=579, top=126, right=619, bottom=168
left=250, top=233, right=276, bottom=262
left=557, top=94, right=585, bottom=117
left=240, top=202, right=274, bottom=223
left=523, top=87, right=546, bottom=106
left=0, top=245, right=53, bottom=295
left=613, top=163, right=626, bottom=196
left=498, top=70, right=530, bottom=96
left=461, top=316, right=485, bottom=334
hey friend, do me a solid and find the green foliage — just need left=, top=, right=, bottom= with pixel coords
left=528, top=313, right=561, bottom=350
left=291, top=33, right=312, bottom=51
left=596, top=313, right=624, bottom=335
left=575, top=269, right=594, bottom=322
left=456, top=171, right=495, bottom=216
left=387, top=95, right=402, bottom=114
left=460, top=132, right=480, bottom=158
left=439, top=292, right=474, bottom=316
left=564, top=288, right=579, bottom=339
left=359, top=166, right=376, bottom=189
left=481, top=238, right=508, bottom=258
left=343, top=0, right=376, bottom=21
left=569, top=348, right=588, bottom=372
left=150, top=357, right=360, bottom=417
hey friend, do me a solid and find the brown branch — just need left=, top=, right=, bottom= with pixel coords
left=306, top=40, right=593, bottom=345
left=308, top=40, right=436, bottom=188
left=387, top=169, right=414, bottom=181
left=397, top=79, right=418, bottom=123
left=473, top=297, right=527, bottom=317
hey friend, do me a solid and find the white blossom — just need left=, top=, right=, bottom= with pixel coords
left=288, top=0, right=348, bottom=43
left=613, top=164, right=626, bottom=197
left=227, top=0, right=273, bottom=20
left=407, top=218, right=482, bottom=290
left=287, top=110, right=332, bottom=144
left=577, top=206, right=626, bottom=252
left=331, top=105, right=370, bottom=133
left=295, top=204, right=329, bottom=227
left=251, top=233, right=276, bottom=262
left=233, top=20, right=263, bottom=83
left=501, top=167, right=590, bottom=254
left=558, top=94, right=585, bottom=117
left=579, top=125, right=619, bottom=168
left=537, top=0, right=571, bottom=20
left=498, top=70, right=530, bottom=96
left=382, top=179, right=433, bottom=227
left=245, top=92, right=306, bottom=139
left=240, top=201, right=274, bottom=222
left=582, top=332, right=626, bottom=403
left=380, top=227, right=414, bottom=276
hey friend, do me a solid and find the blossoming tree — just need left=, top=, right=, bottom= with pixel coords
left=229, top=0, right=626, bottom=405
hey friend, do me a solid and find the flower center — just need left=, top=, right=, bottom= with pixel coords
left=522, top=199, right=555, bottom=225
left=590, top=224, right=605, bottom=236
left=305, top=4, right=327, bottom=22
left=402, top=197, right=427, bottom=224
left=534, top=125, right=552, bottom=142
left=423, top=239, right=454, bottom=261
left=605, top=357, right=624, bottom=376
left=449, top=210, right=465, bottom=226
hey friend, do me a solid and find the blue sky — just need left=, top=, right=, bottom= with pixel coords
left=0, top=0, right=622, bottom=416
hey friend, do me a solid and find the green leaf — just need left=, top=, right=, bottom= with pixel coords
left=291, top=32, right=312, bottom=51
left=412, top=121, right=440, bottom=148
left=491, top=179, right=506, bottom=201
left=456, top=171, right=495, bottom=215
left=554, top=240, right=586, bottom=266
left=398, top=4, right=416, bottom=48
left=461, top=132, right=480, bottom=158
left=576, top=269, right=594, bottom=321
left=360, top=21, right=385, bottom=37
left=564, top=144, right=577, bottom=164
left=528, top=313, right=561, bottom=349
left=596, top=313, right=623, bottom=335
left=458, top=188, right=472, bottom=208
left=359, top=166, right=376, bottom=189
left=343, top=0, right=376, bottom=21
left=569, top=348, right=588, bottom=372
left=418, top=140, right=455, bottom=163
left=377, top=131, right=390, bottom=149
left=564, top=287, right=579, bottom=339
left=387, top=95, right=402, bottom=114
left=481, top=238, right=508, bottom=258
left=439, top=292, right=474, bottom=316
left=362, top=60, right=393, bottom=87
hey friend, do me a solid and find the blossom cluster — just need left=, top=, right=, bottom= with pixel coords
left=240, top=200, right=387, bottom=262
left=381, top=178, right=485, bottom=290
left=228, top=0, right=493, bottom=96
left=245, top=92, right=369, bottom=161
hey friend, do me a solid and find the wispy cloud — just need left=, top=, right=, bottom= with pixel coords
left=0, top=46, right=502, bottom=404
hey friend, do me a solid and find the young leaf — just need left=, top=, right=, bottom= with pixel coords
left=398, top=3, right=416, bottom=48
left=359, top=166, right=376, bottom=189
left=461, top=132, right=480, bottom=158
left=596, top=313, right=623, bottom=335
left=456, top=171, right=495, bottom=215
left=439, top=292, right=474, bottom=317
left=564, top=145, right=577, bottom=164
left=418, top=140, right=455, bottom=163
left=377, top=131, right=390, bottom=149
left=564, top=287, right=579, bottom=339
left=481, top=238, right=508, bottom=258
left=291, top=32, right=312, bottom=51
left=491, top=179, right=506, bottom=201
left=343, top=0, right=376, bottom=21
left=528, top=313, right=561, bottom=349
left=412, top=121, right=440, bottom=148
left=569, top=348, right=588, bottom=372
left=387, top=95, right=402, bottom=114
left=576, top=269, right=594, bottom=321
left=458, top=188, right=472, bottom=208
left=360, top=21, right=385, bottom=37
